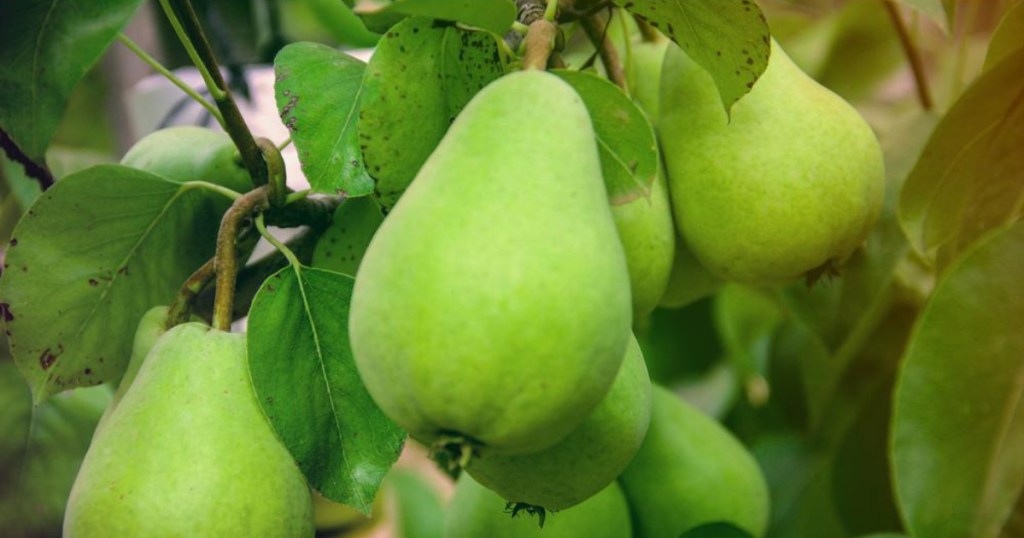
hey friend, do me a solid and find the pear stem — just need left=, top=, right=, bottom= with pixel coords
left=581, top=14, right=628, bottom=92
left=160, top=0, right=269, bottom=187
left=522, top=19, right=558, bottom=70
left=883, top=0, right=933, bottom=111
left=212, top=186, right=270, bottom=331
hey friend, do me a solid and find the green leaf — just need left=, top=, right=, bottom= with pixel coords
left=312, top=196, right=385, bottom=277
left=615, top=0, right=771, bottom=112
left=551, top=70, right=659, bottom=204
left=275, top=42, right=374, bottom=197
left=984, top=1, right=1024, bottom=72
left=359, top=0, right=516, bottom=35
left=892, top=220, right=1024, bottom=538
left=247, top=266, right=405, bottom=515
left=899, top=46, right=1024, bottom=269
left=358, top=17, right=504, bottom=210
left=680, top=521, right=754, bottom=538
left=388, top=468, right=445, bottom=538
left=0, top=360, right=111, bottom=537
left=0, top=165, right=229, bottom=402
left=302, top=0, right=381, bottom=48
left=893, top=0, right=949, bottom=33
left=0, top=0, right=145, bottom=161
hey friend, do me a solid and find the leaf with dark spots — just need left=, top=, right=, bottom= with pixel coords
left=0, top=164, right=230, bottom=402
left=274, top=43, right=373, bottom=197
left=614, top=0, right=770, bottom=112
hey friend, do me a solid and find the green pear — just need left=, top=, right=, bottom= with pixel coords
left=63, top=323, right=313, bottom=537
left=121, top=126, right=253, bottom=193
left=611, top=163, right=675, bottom=319
left=465, top=333, right=651, bottom=511
left=619, top=386, right=769, bottom=537
left=350, top=70, right=632, bottom=455
left=95, top=306, right=170, bottom=430
left=444, top=475, right=632, bottom=538
left=658, top=40, right=885, bottom=285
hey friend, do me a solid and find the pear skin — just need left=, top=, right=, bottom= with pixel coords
left=658, top=41, right=885, bottom=285
left=121, top=126, right=253, bottom=193
left=619, top=386, right=769, bottom=537
left=465, top=334, right=651, bottom=511
left=444, top=475, right=633, bottom=538
left=350, top=70, right=632, bottom=456
left=611, top=165, right=675, bottom=319
left=64, top=324, right=313, bottom=537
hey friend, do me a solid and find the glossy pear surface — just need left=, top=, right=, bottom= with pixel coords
left=444, top=475, right=632, bottom=538
left=466, top=334, right=651, bottom=510
left=121, top=126, right=253, bottom=193
left=611, top=163, right=675, bottom=318
left=619, top=386, right=769, bottom=537
left=64, top=323, right=313, bottom=537
left=350, top=70, right=632, bottom=455
left=658, top=41, right=884, bottom=285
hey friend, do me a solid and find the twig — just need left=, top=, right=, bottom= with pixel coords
left=522, top=19, right=558, bottom=70
left=212, top=186, right=270, bottom=331
left=166, top=258, right=216, bottom=327
left=0, top=129, right=54, bottom=190
left=163, top=0, right=269, bottom=186
left=581, top=14, right=628, bottom=91
left=883, top=0, right=933, bottom=111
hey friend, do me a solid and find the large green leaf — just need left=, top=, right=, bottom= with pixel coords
left=247, top=266, right=405, bottom=514
left=358, top=17, right=504, bottom=210
left=614, top=0, right=771, bottom=112
left=275, top=42, right=374, bottom=197
left=358, top=0, right=516, bottom=35
left=0, top=360, right=111, bottom=538
left=388, top=468, right=445, bottom=538
left=0, top=0, right=144, bottom=161
left=551, top=69, right=658, bottom=204
left=899, top=46, right=1024, bottom=269
left=0, top=165, right=229, bottom=402
left=892, top=220, right=1024, bottom=538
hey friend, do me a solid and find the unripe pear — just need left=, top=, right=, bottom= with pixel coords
left=350, top=70, right=632, bottom=456
left=658, top=41, right=884, bottom=285
left=444, top=475, right=632, bottom=538
left=465, top=334, right=651, bottom=511
left=619, top=386, right=769, bottom=537
left=64, top=324, right=313, bottom=537
left=121, top=126, right=253, bottom=193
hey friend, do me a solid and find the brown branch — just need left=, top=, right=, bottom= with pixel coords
left=166, top=258, right=216, bottom=327
left=883, top=0, right=934, bottom=111
left=581, top=14, right=628, bottom=91
left=523, top=19, right=558, bottom=70
left=168, top=0, right=268, bottom=186
left=212, top=186, right=269, bottom=331
left=0, top=129, right=54, bottom=190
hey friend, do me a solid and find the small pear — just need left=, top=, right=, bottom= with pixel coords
left=64, top=323, right=313, bottom=537
left=350, top=70, right=632, bottom=455
left=465, top=334, right=651, bottom=511
left=626, top=35, right=670, bottom=120
left=619, top=386, right=769, bottom=537
left=444, top=475, right=632, bottom=538
left=95, top=306, right=170, bottom=430
left=121, top=126, right=253, bottom=193
left=611, top=164, right=675, bottom=318
left=658, top=41, right=884, bottom=285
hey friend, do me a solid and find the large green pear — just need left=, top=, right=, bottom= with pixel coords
left=465, top=334, right=651, bottom=511
left=658, top=234, right=723, bottom=309
left=350, top=70, right=632, bottom=455
left=619, top=386, right=769, bottom=537
left=64, top=323, right=313, bottom=537
left=611, top=164, right=675, bottom=319
left=121, top=126, right=253, bottom=193
left=658, top=40, right=884, bottom=285
left=444, top=475, right=632, bottom=538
